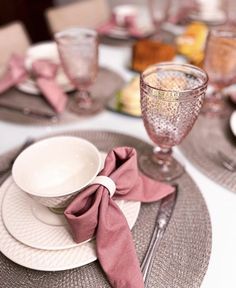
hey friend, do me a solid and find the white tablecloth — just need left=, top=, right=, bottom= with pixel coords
left=0, top=44, right=235, bottom=288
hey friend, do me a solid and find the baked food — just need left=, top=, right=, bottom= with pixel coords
left=131, top=39, right=176, bottom=73
left=116, top=76, right=141, bottom=116
left=176, top=22, right=208, bottom=66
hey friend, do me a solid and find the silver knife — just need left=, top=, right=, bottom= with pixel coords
left=0, top=102, right=58, bottom=121
left=141, top=187, right=177, bottom=286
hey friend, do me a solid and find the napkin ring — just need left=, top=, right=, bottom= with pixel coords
left=91, top=176, right=116, bottom=197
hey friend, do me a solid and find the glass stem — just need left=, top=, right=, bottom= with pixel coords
left=76, top=90, right=90, bottom=101
left=152, top=146, right=173, bottom=171
left=75, top=89, right=93, bottom=108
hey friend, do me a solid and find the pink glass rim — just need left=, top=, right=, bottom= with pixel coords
left=140, top=62, right=208, bottom=94
left=54, top=27, right=98, bottom=44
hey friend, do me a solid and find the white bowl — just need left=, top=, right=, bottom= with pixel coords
left=12, top=136, right=101, bottom=208
left=112, top=5, right=138, bottom=27
left=17, top=42, right=74, bottom=95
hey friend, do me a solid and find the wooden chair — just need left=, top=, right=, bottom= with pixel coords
left=0, top=21, right=30, bottom=67
left=45, top=0, right=111, bottom=35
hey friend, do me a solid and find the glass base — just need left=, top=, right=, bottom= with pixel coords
left=138, top=152, right=184, bottom=182
left=69, top=96, right=103, bottom=116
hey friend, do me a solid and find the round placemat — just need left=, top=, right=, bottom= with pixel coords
left=0, top=67, right=125, bottom=125
left=180, top=114, right=236, bottom=193
left=0, top=130, right=212, bottom=288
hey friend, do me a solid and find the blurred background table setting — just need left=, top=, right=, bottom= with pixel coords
left=0, top=0, right=236, bottom=287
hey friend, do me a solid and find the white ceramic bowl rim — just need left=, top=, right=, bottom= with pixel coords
left=12, top=136, right=101, bottom=198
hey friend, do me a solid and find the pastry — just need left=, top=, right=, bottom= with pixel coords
left=116, top=76, right=141, bottom=116
left=131, top=39, right=176, bottom=73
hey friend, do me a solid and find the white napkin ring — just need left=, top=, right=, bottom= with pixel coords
left=91, top=176, right=116, bottom=197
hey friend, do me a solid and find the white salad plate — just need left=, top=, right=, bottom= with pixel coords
left=16, top=42, right=74, bottom=95
left=0, top=177, right=141, bottom=271
left=2, top=181, right=125, bottom=250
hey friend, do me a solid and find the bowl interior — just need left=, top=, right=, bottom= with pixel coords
left=12, top=136, right=101, bottom=197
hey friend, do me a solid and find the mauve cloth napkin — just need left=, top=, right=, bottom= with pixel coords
left=32, top=60, right=67, bottom=113
left=0, top=55, right=68, bottom=113
left=0, top=54, right=27, bottom=93
left=65, top=147, right=175, bottom=288
left=97, top=15, right=142, bottom=38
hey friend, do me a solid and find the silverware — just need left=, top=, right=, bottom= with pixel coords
left=0, top=139, right=34, bottom=176
left=0, top=103, right=58, bottom=121
left=218, top=151, right=236, bottom=172
left=141, top=187, right=177, bottom=287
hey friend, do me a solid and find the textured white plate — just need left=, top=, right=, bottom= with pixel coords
left=2, top=181, right=124, bottom=250
left=230, top=111, right=236, bottom=136
left=16, top=42, right=74, bottom=95
left=0, top=177, right=140, bottom=271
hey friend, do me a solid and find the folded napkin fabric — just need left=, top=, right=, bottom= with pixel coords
left=97, top=15, right=142, bottom=38
left=32, top=60, right=67, bottom=113
left=0, top=55, right=68, bottom=113
left=0, top=54, right=27, bottom=94
left=65, top=147, right=175, bottom=288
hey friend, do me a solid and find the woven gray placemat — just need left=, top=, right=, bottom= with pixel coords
left=180, top=114, right=236, bottom=193
left=0, top=67, right=125, bottom=125
left=0, top=130, right=212, bottom=288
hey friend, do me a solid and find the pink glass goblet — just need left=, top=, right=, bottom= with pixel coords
left=147, top=0, right=171, bottom=39
left=55, top=27, right=102, bottom=116
left=139, top=62, right=208, bottom=181
left=202, top=28, right=236, bottom=117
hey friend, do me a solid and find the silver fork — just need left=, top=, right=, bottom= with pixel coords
left=0, top=138, right=34, bottom=176
left=218, top=151, right=236, bottom=172
left=141, top=188, right=177, bottom=287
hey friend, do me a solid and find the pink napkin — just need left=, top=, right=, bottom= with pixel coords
left=32, top=60, right=68, bottom=113
left=0, top=54, right=27, bottom=94
left=0, top=55, right=68, bottom=113
left=97, top=15, right=142, bottom=38
left=65, top=146, right=175, bottom=288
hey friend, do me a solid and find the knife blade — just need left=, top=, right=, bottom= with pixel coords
left=141, top=187, right=177, bottom=286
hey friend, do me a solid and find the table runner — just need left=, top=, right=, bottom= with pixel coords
left=0, top=67, right=125, bottom=125
left=180, top=114, right=236, bottom=193
left=0, top=130, right=211, bottom=287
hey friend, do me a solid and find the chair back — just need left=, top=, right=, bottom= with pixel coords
left=46, top=0, right=110, bottom=34
left=0, top=21, right=30, bottom=67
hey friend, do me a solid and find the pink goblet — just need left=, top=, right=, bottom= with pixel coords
left=55, top=27, right=102, bottom=115
left=147, top=0, right=171, bottom=38
left=202, top=28, right=236, bottom=117
left=140, top=62, right=208, bottom=181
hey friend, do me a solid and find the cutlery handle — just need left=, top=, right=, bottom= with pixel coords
left=141, top=225, right=164, bottom=286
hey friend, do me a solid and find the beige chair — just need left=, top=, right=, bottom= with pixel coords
left=0, top=21, right=30, bottom=67
left=46, top=0, right=111, bottom=34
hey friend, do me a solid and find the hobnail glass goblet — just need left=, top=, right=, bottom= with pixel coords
left=202, top=27, right=236, bottom=117
left=139, top=62, right=208, bottom=181
left=55, top=27, right=102, bottom=115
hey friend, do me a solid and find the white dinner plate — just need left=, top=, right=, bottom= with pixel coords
left=188, top=10, right=226, bottom=26
left=16, top=42, right=74, bottom=95
left=105, top=24, right=154, bottom=40
left=2, top=182, right=125, bottom=250
left=230, top=111, right=236, bottom=136
left=0, top=177, right=141, bottom=271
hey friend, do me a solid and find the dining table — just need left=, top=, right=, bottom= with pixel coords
left=0, top=41, right=235, bottom=288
